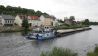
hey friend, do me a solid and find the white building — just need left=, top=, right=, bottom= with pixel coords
left=0, top=16, right=4, bottom=27
left=14, top=15, right=41, bottom=27
left=39, top=15, right=56, bottom=27
left=28, top=16, right=41, bottom=27
left=14, top=15, right=28, bottom=26
left=53, top=19, right=59, bottom=26
left=0, top=15, right=15, bottom=26
left=14, top=15, right=58, bottom=28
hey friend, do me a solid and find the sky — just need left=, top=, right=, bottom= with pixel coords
left=0, top=0, right=98, bottom=21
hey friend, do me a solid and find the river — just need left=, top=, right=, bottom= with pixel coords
left=0, top=26, right=98, bottom=56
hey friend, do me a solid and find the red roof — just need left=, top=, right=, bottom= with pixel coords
left=29, top=16, right=39, bottom=20
left=19, top=15, right=28, bottom=19
left=18, top=15, right=39, bottom=20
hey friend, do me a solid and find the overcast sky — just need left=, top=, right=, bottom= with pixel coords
left=0, top=0, right=98, bottom=21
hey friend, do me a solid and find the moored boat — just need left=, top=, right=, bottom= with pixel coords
left=26, top=27, right=56, bottom=40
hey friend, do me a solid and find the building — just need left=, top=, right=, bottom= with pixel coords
left=0, top=16, right=4, bottom=27
left=14, top=15, right=41, bottom=27
left=64, top=17, right=72, bottom=25
left=14, top=15, right=57, bottom=28
left=64, top=17, right=77, bottom=25
left=0, top=15, right=15, bottom=26
left=28, top=16, right=41, bottom=27
left=53, top=19, right=59, bottom=26
left=39, top=15, right=55, bottom=27
left=14, top=15, right=28, bottom=26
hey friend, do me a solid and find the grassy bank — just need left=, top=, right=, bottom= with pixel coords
left=56, top=24, right=89, bottom=30
left=40, top=45, right=98, bottom=56
left=40, top=47, right=77, bottom=56
left=87, top=45, right=98, bottom=56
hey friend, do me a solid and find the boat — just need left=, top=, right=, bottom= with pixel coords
left=26, top=27, right=56, bottom=40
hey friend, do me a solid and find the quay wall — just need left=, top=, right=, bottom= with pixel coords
left=56, top=27, right=92, bottom=37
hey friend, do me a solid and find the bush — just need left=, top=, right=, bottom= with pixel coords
left=40, top=47, right=77, bottom=56
left=87, top=45, right=98, bottom=56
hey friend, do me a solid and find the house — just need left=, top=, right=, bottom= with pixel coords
left=15, top=15, right=57, bottom=28
left=64, top=17, right=72, bottom=25
left=0, top=16, right=4, bottom=27
left=53, top=19, right=59, bottom=26
left=39, top=15, right=55, bottom=27
left=28, top=16, right=41, bottom=27
left=14, top=15, right=41, bottom=27
left=0, top=15, right=15, bottom=26
left=64, top=17, right=77, bottom=25
left=14, top=15, right=28, bottom=26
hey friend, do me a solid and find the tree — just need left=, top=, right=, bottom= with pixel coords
left=22, top=18, right=29, bottom=32
left=58, top=19, right=64, bottom=23
left=35, top=11, right=42, bottom=16
left=69, top=16, right=75, bottom=25
left=0, top=5, right=50, bottom=16
left=0, top=5, right=5, bottom=14
left=69, top=16, right=75, bottom=21
left=83, top=19, right=90, bottom=25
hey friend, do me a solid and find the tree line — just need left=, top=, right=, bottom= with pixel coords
left=0, top=5, right=49, bottom=17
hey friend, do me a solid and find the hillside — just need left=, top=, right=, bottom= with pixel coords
left=0, top=5, right=49, bottom=17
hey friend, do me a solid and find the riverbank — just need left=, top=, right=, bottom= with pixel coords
left=0, top=26, right=32, bottom=33
left=57, top=27, right=91, bottom=37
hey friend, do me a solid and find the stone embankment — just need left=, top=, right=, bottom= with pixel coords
left=57, top=27, right=91, bottom=37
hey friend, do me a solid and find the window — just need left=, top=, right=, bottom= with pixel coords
left=5, top=20, right=7, bottom=23
left=8, top=20, right=9, bottom=23
left=10, top=20, right=12, bottom=24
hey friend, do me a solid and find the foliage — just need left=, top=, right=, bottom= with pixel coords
left=40, top=47, right=77, bottom=56
left=0, top=5, right=49, bottom=16
left=87, top=46, right=98, bottom=56
left=22, top=18, right=29, bottom=28
left=69, top=16, right=75, bottom=21
left=58, top=19, right=64, bottom=23
left=82, top=19, right=90, bottom=25
left=22, top=18, right=29, bottom=34
left=57, top=24, right=84, bottom=30
left=89, top=22, right=98, bottom=25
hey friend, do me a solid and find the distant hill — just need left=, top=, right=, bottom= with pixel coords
left=89, top=22, right=98, bottom=25
left=0, top=5, right=49, bottom=17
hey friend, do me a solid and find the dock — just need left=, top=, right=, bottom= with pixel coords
left=56, top=27, right=91, bottom=37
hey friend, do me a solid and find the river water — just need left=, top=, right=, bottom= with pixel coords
left=0, top=26, right=98, bottom=56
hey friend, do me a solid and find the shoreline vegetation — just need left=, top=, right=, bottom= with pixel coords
left=40, top=45, right=98, bottom=56
left=40, top=47, right=78, bottom=56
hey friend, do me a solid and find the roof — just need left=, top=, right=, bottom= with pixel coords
left=0, top=15, right=15, bottom=20
left=19, top=15, right=28, bottom=19
left=42, top=14, right=50, bottom=18
left=28, top=16, right=39, bottom=20
left=41, top=15, right=56, bottom=20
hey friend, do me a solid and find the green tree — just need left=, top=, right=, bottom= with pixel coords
left=22, top=18, right=29, bottom=34
left=69, top=16, right=75, bottom=25
left=69, top=16, right=75, bottom=21
left=0, top=5, right=5, bottom=14
left=0, top=5, right=50, bottom=16
left=35, top=11, right=42, bottom=16
left=83, top=19, right=90, bottom=25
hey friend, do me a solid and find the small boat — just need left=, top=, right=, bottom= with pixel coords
left=26, top=27, right=56, bottom=40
